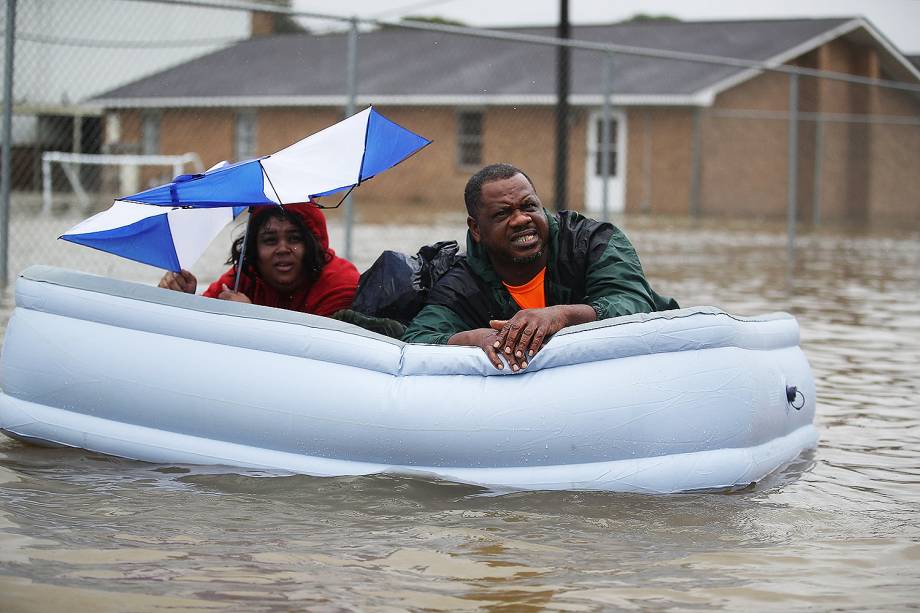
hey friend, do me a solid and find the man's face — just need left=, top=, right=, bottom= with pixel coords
left=468, top=173, right=549, bottom=271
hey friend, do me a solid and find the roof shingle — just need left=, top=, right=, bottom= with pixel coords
left=94, top=17, right=876, bottom=105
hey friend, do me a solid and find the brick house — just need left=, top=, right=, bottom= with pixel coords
left=92, top=16, right=920, bottom=225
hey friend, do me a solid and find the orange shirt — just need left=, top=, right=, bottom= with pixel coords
left=503, top=267, right=546, bottom=310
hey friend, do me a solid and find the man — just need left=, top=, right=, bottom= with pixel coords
left=402, top=163, right=678, bottom=371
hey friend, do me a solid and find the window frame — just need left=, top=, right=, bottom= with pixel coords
left=235, top=110, right=258, bottom=161
left=456, top=109, right=483, bottom=169
left=141, top=111, right=161, bottom=155
left=593, top=116, right=619, bottom=178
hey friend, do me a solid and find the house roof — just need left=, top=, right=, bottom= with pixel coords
left=93, top=17, right=919, bottom=109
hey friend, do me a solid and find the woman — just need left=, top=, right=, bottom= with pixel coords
left=158, top=202, right=358, bottom=317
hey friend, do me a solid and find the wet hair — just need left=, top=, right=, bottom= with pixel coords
left=463, top=163, right=536, bottom=216
left=227, top=208, right=326, bottom=284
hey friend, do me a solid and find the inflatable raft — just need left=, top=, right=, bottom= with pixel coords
left=0, top=265, right=817, bottom=493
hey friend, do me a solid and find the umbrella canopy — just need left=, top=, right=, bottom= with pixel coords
left=120, top=106, right=431, bottom=208
left=59, top=108, right=430, bottom=272
left=60, top=199, right=246, bottom=272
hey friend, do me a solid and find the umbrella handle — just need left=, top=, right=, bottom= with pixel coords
left=233, top=212, right=250, bottom=292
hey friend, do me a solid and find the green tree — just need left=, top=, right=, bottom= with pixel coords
left=622, top=14, right=680, bottom=23
left=400, top=15, right=467, bottom=27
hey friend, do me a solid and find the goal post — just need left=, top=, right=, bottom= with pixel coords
left=41, top=151, right=204, bottom=214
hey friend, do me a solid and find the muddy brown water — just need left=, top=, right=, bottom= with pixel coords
left=0, top=208, right=918, bottom=611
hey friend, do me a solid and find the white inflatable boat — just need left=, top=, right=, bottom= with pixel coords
left=0, top=266, right=817, bottom=493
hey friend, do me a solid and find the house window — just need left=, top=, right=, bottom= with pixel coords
left=594, top=117, right=618, bottom=177
left=105, top=113, right=121, bottom=146
left=457, top=110, right=482, bottom=167
left=141, top=111, right=160, bottom=155
left=235, top=111, right=257, bottom=160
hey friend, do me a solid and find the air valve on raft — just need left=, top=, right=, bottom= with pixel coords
left=786, top=385, right=805, bottom=410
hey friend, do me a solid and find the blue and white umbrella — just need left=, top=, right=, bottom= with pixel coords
left=60, top=198, right=246, bottom=272
left=119, top=106, right=430, bottom=208
left=59, top=107, right=430, bottom=271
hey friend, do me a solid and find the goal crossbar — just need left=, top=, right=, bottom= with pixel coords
left=41, top=151, right=204, bottom=214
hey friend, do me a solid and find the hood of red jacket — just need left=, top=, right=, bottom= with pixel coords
left=251, top=201, right=332, bottom=257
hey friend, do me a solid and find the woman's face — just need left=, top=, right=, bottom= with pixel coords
left=255, top=216, right=307, bottom=293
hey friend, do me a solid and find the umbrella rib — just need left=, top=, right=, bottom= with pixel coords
left=356, top=109, right=372, bottom=186
left=260, top=160, right=285, bottom=207
left=314, top=185, right=356, bottom=210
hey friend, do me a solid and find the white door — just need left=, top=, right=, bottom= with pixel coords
left=585, top=110, right=626, bottom=215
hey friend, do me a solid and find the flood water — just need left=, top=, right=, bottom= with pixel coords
left=0, top=209, right=918, bottom=611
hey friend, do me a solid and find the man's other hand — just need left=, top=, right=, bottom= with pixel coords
left=448, top=328, right=527, bottom=372
left=490, top=305, right=596, bottom=367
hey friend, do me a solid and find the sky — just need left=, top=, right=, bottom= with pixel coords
left=293, top=0, right=920, bottom=54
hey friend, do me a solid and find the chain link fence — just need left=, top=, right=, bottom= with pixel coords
left=2, top=0, right=919, bottom=288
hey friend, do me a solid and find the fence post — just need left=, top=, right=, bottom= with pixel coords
left=553, top=0, right=570, bottom=212
left=690, top=107, right=702, bottom=217
left=600, top=52, right=613, bottom=222
left=787, top=73, right=799, bottom=260
left=41, top=155, right=52, bottom=214
left=343, top=16, right=358, bottom=262
left=1, top=0, right=17, bottom=290
left=812, top=115, right=824, bottom=226
left=641, top=110, right=652, bottom=213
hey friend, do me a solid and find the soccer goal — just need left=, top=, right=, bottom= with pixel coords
left=41, top=151, right=204, bottom=214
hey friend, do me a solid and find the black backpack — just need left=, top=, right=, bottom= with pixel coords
left=351, top=240, right=463, bottom=325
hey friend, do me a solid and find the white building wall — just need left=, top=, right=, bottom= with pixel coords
left=2, top=0, right=250, bottom=108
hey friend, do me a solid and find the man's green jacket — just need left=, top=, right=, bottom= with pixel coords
left=401, top=210, right=678, bottom=345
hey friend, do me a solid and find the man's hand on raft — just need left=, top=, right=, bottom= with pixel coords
left=448, top=328, right=509, bottom=370
left=450, top=305, right=597, bottom=372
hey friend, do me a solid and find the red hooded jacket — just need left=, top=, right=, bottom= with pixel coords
left=203, top=203, right=358, bottom=316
